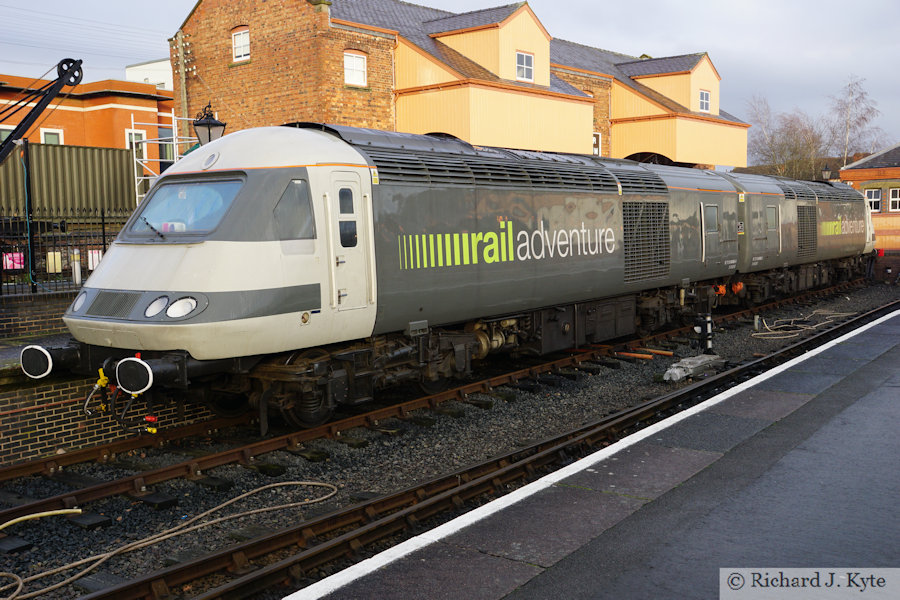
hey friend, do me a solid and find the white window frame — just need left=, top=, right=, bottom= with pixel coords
left=592, top=132, right=601, bottom=156
left=344, top=51, right=367, bottom=87
left=232, top=28, right=250, bottom=62
left=0, top=125, right=13, bottom=142
left=516, top=51, right=534, bottom=82
left=40, top=128, right=64, bottom=145
left=699, top=89, right=710, bottom=112
left=890, top=188, right=900, bottom=212
left=126, top=128, right=146, bottom=159
left=865, top=189, right=881, bottom=212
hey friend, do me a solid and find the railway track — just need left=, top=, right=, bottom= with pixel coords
left=0, top=283, right=893, bottom=599
left=66, top=296, right=900, bottom=599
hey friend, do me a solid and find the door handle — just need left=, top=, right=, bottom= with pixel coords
left=337, top=289, right=348, bottom=303
left=336, top=256, right=346, bottom=266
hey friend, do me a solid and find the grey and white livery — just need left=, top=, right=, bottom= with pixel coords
left=21, top=123, right=875, bottom=429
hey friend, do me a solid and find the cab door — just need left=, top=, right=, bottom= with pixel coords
left=701, top=201, right=721, bottom=266
left=329, top=172, right=369, bottom=311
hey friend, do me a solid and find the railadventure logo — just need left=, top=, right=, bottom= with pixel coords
left=398, top=217, right=617, bottom=270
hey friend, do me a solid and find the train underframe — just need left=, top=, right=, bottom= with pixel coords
left=26, top=256, right=867, bottom=431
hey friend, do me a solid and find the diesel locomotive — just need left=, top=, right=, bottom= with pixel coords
left=21, top=123, right=875, bottom=428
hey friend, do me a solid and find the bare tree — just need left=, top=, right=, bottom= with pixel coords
left=828, top=75, right=882, bottom=166
left=746, top=97, right=829, bottom=180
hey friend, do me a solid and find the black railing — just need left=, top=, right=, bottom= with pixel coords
left=1, top=209, right=129, bottom=297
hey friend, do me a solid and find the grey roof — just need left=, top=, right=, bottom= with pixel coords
left=330, top=0, right=743, bottom=123
left=423, top=3, right=524, bottom=35
left=842, top=142, right=900, bottom=170
left=617, top=53, right=707, bottom=77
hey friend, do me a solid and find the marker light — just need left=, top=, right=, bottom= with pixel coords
left=72, top=292, right=87, bottom=312
left=166, top=297, right=198, bottom=318
left=144, top=296, right=169, bottom=318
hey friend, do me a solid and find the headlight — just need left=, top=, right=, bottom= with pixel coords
left=72, top=292, right=87, bottom=312
left=144, top=296, right=169, bottom=318
left=166, top=297, right=198, bottom=318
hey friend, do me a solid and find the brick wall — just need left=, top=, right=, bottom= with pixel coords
left=0, top=370, right=216, bottom=466
left=174, top=0, right=395, bottom=134
left=551, top=68, right=612, bottom=157
left=0, top=293, right=75, bottom=339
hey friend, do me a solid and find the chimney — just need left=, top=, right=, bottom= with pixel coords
left=307, top=0, right=331, bottom=15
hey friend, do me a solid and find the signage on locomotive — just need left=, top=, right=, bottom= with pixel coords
left=398, top=217, right=617, bottom=270
left=820, top=217, right=866, bottom=236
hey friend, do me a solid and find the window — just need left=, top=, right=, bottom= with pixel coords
left=232, top=27, right=250, bottom=62
left=158, top=127, right=174, bottom=172
left=890, top=189, right=900, bottom=212
left=766, top=206, right=778, bottom=230
left=516, top=51, right=534, bottom=82
left=592, top=132, right=601, bottom=156
left=704, top=204, right=719, bottom=232
left=130, top=179, right=242, bottom=236
left=344, top=51, right=367, bottom=87
left=338, top=187, right=357, bottom=247
left=126, top=129, right=146, bottom=160
left=866, top=189, right=881, bottom=212
left=274, top=180, right=316, bottom=240
left=699, top=90, right=710, bottom=112
left=40, top=129, right=63, bottom=145
left=0, top=126, right=13, bottom=142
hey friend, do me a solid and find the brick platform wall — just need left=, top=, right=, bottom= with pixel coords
left=0, top=371, right=216, bottom=466
left=0, top=292, right=75, bottom=339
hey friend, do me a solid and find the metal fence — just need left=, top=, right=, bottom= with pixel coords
left=1, top=142, right=137, bottom=297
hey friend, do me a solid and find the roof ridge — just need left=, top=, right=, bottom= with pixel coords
left=422, top=2, right=524, bottom=24
left=390, top=0, right=454, bottom=17
left=842, top=141, right=900, bottom=169
left=551, top=37, right=637, bottom=61
left=615, top=52, right=706, bottom=66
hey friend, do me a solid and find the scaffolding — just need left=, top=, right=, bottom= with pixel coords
left=130, top=110, right=197, bottom=205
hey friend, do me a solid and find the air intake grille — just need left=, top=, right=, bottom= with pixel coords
left=777, top=182, right=817, bottom=202
left=86, top=291, right=142, bottom=318
left=363, top=149, right=620, bottom=192
left=623, top=201, right=670, bottom=283
left=607, top=168, right=669, bottom=195
left=797, top=205, right=817, bottom=260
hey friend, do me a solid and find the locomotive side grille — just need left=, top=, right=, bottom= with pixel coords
left=797, top=205, right=817, bottom=260
left=606, top=168, right=669, bottom=195
left=622, top=201, right=670, bottom=283
left=776, top=182, right=817, bottom=202
left=361, top=148, right=629, bottom=193
left=85, top=291, right=142, bottom=318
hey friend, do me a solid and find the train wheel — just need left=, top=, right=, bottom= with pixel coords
left=418, top=377, right=449, bottom=395
left=280, top=349, right=334, bottom=428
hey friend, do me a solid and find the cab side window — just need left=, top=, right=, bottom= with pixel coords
left=274, top=180, right=316, bottom=240
left=338, top=187, right=357, bottom=247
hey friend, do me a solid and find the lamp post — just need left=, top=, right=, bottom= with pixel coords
left=192, top=103, right=226, bottom=146
left=821, top=163, right=832, bottom=181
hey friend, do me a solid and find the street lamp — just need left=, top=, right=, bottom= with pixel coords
left=821, top=163, right=832, bottom=181
left=192, top=103, right=226, bottom=146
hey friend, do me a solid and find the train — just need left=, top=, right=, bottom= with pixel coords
left=21, top=123, right=875, bottom=429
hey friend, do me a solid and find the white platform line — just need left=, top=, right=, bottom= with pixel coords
left=286, top=309, right=900, bottom=600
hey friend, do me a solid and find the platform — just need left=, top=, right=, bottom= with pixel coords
left=292, top=311, right=900, bottom=600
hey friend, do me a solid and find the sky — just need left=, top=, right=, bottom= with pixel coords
left=1, top=0, right=898, bottom=151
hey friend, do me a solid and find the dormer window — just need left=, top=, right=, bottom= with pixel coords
left=232, top=26, right=250, bottom=62
left=699, top=89, right=710, bottom=112
left=516, top=51, right=533, bottom=82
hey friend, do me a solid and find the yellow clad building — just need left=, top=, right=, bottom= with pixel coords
left=175, top=0, right=748, bottom=168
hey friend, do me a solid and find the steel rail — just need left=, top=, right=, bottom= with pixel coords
left=0, top=279, right=869, bottom=525
left=75, top=297, right=900, bottom=600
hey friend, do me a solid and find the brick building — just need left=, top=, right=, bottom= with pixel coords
left=173, top=0, right=748, bottom=167
left=840, top=143, right=900, bottom=256
left=0, top=74, right=175, bottom=171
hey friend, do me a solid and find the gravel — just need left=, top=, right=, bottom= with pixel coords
left=1, top=283, right=898, bottom=599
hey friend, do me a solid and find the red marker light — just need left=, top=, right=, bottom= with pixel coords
left=144, top=415, right=158, bottom=423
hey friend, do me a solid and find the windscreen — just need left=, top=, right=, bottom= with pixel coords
left=129, top=179, right=242, bottom=236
